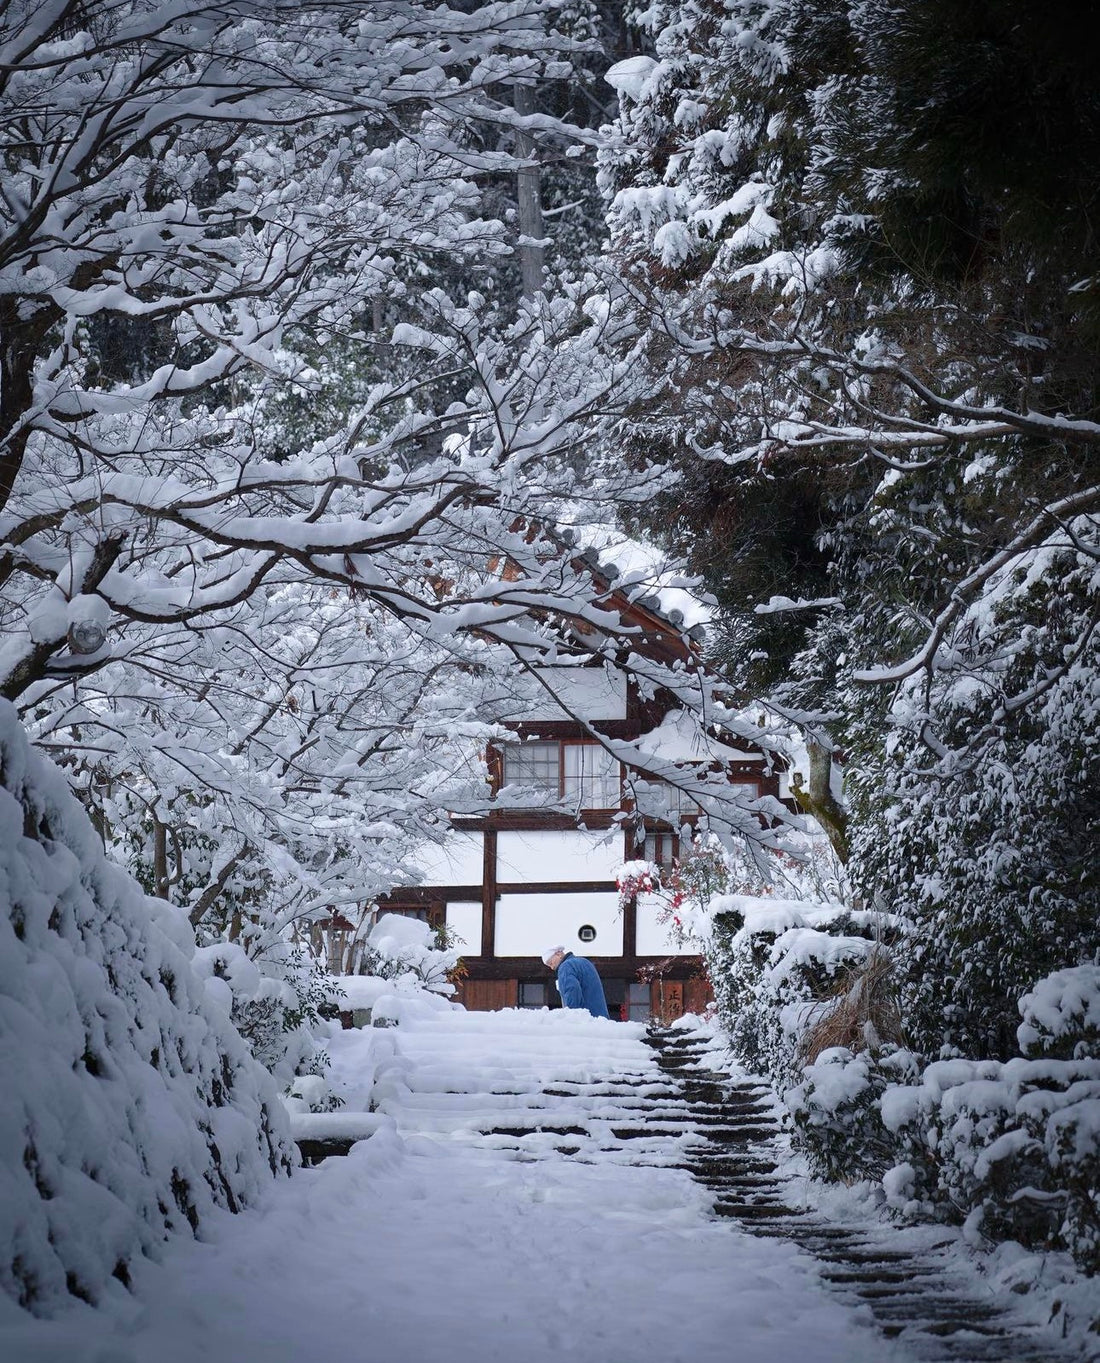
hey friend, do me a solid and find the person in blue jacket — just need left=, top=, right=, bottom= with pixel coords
left=542, top=945, right=610, bottom=1019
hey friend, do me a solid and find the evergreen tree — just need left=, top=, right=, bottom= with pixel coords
left=595, top=0, right=1100, bottom=1054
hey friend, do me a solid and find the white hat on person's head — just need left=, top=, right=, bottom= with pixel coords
left=542, top=946, right=566, bottom=966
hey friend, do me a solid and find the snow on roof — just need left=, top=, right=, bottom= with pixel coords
left=634, top=709, right=759, bottom=764
left=558, top=525, right=710, bottom=639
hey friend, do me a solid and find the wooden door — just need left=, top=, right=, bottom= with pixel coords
left=684, top=976, right=714, bottom=1016
left=460, top=978, right=518, bottom=1012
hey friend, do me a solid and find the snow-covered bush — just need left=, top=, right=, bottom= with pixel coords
left=284, top=1073, right=344, bottom=1115
left=877, top=1059, right=1100, bottom=1270
left=707, top=896, right=892, bottom=1088
left=789, top=1045, right=923, bottom=1184
left=1017, top=966, right=1100, bottom=1061
left=0, top=704, right=294, bottom=1315
left=192, top=941, right=340, bottom=1089
left=357, top=913, right=461, bottom=996
left=847, top=537, right=1100, bottom=1062
left=790, top=966, right=1100, bottom=1272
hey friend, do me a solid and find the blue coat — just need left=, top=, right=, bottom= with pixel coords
left=555, top=953, right=610, bottom=1018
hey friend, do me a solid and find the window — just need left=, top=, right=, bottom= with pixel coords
left=648, top=785, right=703, bottom=812
left=518, top=980, right=548, bottom=1009
left=562, top=743, right=619, bottom=808
left=639, top=830, right=678, bottom=868
left=500, top=741, right=621, bottom=810
left=635, top=778, right=761, bottom=822
left=502, top=742, right=559, bottom=792
left=627, top=982, right=652, bottom=1022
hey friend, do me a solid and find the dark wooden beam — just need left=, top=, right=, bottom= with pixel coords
left=494, top=879, right=618, bottom=895
left=621, top=892, right=637, bottom=960
left=460, top=955, right=704, bottom=982
left=481, top=828, right=497, bottom=959
left=380, top=885, right=482, bottom=904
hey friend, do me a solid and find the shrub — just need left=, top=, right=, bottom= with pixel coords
left=789, top=965, right=1100, bottom=1273
left=0, top=704, right=294, bottom=1314
left=706, top=896, right=898, bottom=1088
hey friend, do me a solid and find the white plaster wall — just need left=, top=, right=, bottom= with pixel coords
left=635, top=892, right=695, bottom=956
left=406, top=832, right=484, bottom=887
left=445, top=901, right=483, bottom=957
left=517, top=666, right=627, bottom=721
left=495, top=828, right=625, bottom=884
left=494, top=892, right=623, bottom=957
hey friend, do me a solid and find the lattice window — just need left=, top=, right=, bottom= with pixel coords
left=562, top=742, right=620, bottom=809
left=502, top=741, right=560, bottom=792
left=627, top=982, right=652, bottom=1022
left=640, top=830, right=678, bottom=868
left=500, top=741, right=621, bottom=810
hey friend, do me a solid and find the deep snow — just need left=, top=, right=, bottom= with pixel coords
left=1, top=1004, right=899, bottom=1363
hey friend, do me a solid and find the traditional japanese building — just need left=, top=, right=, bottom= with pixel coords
left=361, top=558, right=781, bottom=1023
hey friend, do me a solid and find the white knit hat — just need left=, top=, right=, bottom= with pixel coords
left=541, top=945, right=566, bottom=966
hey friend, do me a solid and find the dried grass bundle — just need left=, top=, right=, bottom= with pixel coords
left=800, top=947, right=904, bottom=1065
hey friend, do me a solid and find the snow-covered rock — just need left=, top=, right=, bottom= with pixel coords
left=0, top=703, right=294, bottom=1314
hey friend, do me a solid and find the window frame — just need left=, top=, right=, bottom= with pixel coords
left=498, top=738, right=622, bottom=811
left=517, top=980, right=549, bottom=1009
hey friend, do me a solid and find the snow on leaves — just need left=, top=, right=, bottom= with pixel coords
left=0, top=701, right=295, bottom=1313
left=0, top=0, right=786, bottom=971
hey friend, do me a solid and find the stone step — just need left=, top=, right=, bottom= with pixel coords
left=587, top=1032, right=1078, bottom=1363
left=688, top=1159, right=781, bottom=1177
left=853, top=1286, right=981, bottom=1310
left=823, top=1259, right=943, bottom=1281
left=744, top=1225, right=862, bottom=1245
left=699, top=1175, right=784, bottom=1192
left=609, top=1126, right=698, bottom=1139
left=487, top=1125, right=589, bottom=1138
left=919, top=1318, right=1008, bottom=1336
left=683, top=1108, right=777, bottom=1124
left=867, top=1297, right=1002, bottom=1322
left=713, top=1202, right=808, bottom=1221
left=814, top=1246, right=935, bottom=1265
left=697, top=1126, right=780, bottom=1143
left=295, top=1137, right=355, bottom=1164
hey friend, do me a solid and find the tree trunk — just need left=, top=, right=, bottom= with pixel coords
left=791, top=737, right=849, bottom=863
left=513, top=83, right=545, bottom=299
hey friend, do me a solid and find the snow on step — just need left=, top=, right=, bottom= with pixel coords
left=330, top=1006, right=672, bottom=1151
left=2, top=1012, right=897, bottom=1363
left=662, top=1035, right=1084, bottom=1363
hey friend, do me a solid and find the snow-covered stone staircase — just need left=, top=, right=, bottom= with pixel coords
left=648, top=1029, right=1079, bottom=1363
left=360, top=1011, right=1079, bottom=1363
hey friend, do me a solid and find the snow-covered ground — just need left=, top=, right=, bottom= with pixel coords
left=2, top=1005, right=900, bottom=1363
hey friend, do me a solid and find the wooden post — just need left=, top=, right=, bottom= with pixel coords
left=482, top=829, right=498, bottom=959
left=622, top=893, right=637, bottom=961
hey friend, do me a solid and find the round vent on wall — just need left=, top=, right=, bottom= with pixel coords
left=577, top=924, right=597, bottom=944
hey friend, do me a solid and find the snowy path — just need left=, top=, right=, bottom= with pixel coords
left=0, top=1007, right=1074, bottom=1363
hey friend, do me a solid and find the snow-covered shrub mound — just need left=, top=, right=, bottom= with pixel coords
left=788, top=1045, right=922, bottom=1184
left=791, top=970, right=1100, bottom=1272
left=192, top=940, right=329, bottom=1088
left=0, top=704, right=294, bottom=1314
left=706, top=896, right=896, bottom=1087
left=358, top=912, right=460, bottom=995
left=1018, top=965, right=1100, bottom=1060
